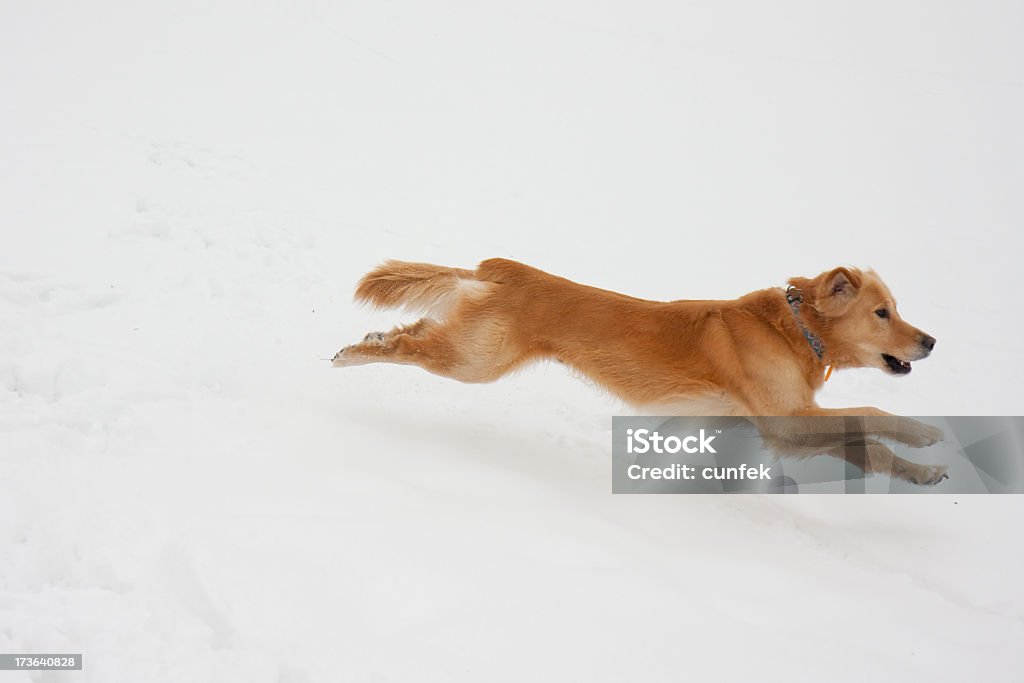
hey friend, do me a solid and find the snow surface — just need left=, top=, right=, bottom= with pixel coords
left=2, top=1, right=1023, bottom=681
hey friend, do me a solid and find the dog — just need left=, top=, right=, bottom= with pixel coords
left=333, top=259, right=946, bottom=485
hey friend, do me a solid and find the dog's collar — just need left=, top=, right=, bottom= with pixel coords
left=785, top=286, right=826, bottom=362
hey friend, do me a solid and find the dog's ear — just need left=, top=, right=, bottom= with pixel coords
left=814, top=267, right=861, bottom=316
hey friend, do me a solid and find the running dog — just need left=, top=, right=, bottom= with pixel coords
left=333, top=259, right=946, bottom=485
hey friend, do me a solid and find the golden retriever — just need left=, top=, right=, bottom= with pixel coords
left=333, top=259, right=947, bottom=485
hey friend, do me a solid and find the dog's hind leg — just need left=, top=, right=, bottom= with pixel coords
left=332, top=316, right=522, bottom=383
left=333, top=318, right=449, bottom=368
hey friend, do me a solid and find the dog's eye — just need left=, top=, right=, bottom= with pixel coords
left=875, top=309, right=889, bottom=319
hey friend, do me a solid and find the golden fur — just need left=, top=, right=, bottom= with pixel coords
left=334, top=259, right=946, bottom=485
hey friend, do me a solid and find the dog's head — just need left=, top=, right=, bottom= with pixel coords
left=787, top=267, right=935, bottom=376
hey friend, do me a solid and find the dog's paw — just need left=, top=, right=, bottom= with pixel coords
left=900, top=419, right=945, bottom=448
left=332, top=332, right=389, bottom=367
left=331, top=346, right=352, bottom=367
left=897, top=462, right=949, bottom=486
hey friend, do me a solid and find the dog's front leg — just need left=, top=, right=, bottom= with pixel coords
left=795, top=407, right=945, bottom=448
left=756, top=423, right=949, bottom=486
left=827, top=438, right=949, bottom=486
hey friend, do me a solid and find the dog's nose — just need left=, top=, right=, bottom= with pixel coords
left=921, top=335, right=936, bottom=351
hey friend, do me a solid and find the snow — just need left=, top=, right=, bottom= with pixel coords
left=2, top=1, right=1023, bottom=681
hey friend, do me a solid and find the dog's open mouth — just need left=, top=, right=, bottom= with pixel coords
left=882, top=353, right=912, bottom=375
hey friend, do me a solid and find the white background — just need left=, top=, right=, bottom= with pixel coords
left=2, top=1, right=1023, bottom=681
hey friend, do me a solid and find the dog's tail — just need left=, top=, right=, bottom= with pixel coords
left=354, top=260, right=491, bottom=317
